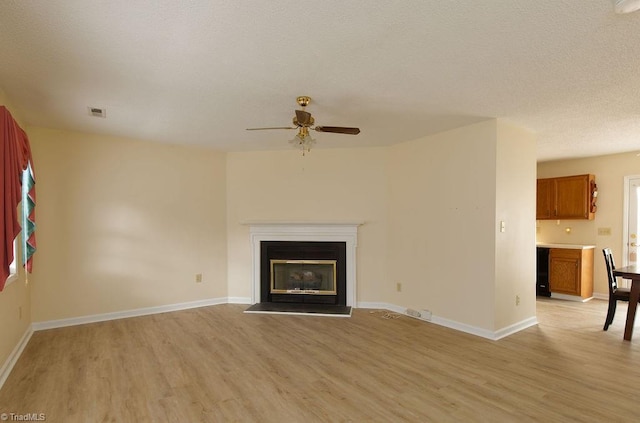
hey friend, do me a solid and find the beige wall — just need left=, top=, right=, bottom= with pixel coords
left=537, top=152, right=640, bottom=295
left=387, top=121, right=498, bottom=329
left=0, top=91, right=32, bottom=371
left=494, top=121, right=537, bottom=329
left=226, top=148, right=390, bottom=302
left=28, top=128, right=228, bottom=322
left=388, top=120, right=536, bottom=331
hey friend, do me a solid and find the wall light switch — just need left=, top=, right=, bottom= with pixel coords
left=598, top=227, right=612, bottom=236
left=500, top=221, right=506, bottom=233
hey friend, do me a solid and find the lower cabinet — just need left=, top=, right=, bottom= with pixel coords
left=549, top=248, right=594, bottom=298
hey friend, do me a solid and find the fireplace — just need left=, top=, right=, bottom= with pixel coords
left=261, top=241, right=347, bottom=306
left=271, top=260, right=336, bottom=294
left=247, top=221, right=361, bottom=308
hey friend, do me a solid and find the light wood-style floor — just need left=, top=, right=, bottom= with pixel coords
left=1, top=299, right=640, bottom=422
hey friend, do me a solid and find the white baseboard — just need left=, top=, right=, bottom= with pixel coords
left=32, top=297, right=229, bottom=331
left=357, top=301, right=538, bottom=341
left=550, top=292, right=593, bottom=302
left=0, top=326, right=33, bottom=390
left=489, top=316, right=539, bottom=340
left=592, top=292, right=608, bottom=301
left=227, top=297, right=252, bottom=304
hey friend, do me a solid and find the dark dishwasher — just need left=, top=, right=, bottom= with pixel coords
left=536, top=247, right=551, bottom=297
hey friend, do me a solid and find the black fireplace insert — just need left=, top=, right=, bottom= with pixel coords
left=260, top=241, right=347, bottom=306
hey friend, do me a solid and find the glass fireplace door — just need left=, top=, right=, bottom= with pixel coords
left=270, top=260, right=337, bottom=295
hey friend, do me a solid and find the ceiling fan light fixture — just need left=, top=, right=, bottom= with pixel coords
left=289, top=130, right=315, bottom=156
left=247, top=96, right=359, bottom=155
left=614, top=0, right=640, bottom=13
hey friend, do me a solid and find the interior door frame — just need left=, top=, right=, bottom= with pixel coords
left=622, top=175, right=640, bottom=267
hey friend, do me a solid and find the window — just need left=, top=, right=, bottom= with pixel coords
left=6, top=239, right=18, bottom=286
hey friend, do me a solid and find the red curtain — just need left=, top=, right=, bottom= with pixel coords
left=1, top=106, right=33, bottom=290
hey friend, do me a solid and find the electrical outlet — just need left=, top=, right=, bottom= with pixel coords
left=396, top=282, right=402, bottom=292
left=516, top=295, right=521, bottom=306
left=421, top=309, right=432, bottom=321
left=195, top=273, right=203, bottom=283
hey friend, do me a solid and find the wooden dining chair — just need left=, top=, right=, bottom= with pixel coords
left=602, top=248, right=631, bottom=331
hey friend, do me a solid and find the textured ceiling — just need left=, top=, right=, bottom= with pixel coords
left=1, top=0, right=639, bottom=161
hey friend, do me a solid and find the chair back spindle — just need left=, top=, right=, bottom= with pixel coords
left=602, top=248, right=631, bottom=331
left=603, top=248, right=617, bottom=293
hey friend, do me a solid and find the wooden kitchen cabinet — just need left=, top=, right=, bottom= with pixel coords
left=536, top=174, right=596, bottom=220
left=536, top=179, right=553, bottom=219
left=549, top=248, right=594, bottom=298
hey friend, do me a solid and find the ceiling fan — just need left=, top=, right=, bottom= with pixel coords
left=246, top=96, right=360, bottom=155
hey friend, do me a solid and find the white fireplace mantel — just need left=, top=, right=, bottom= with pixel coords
left=246, top=221, right=363, bottom=307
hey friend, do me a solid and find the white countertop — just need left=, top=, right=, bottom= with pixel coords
left=536, top=243, right=595, bottom=249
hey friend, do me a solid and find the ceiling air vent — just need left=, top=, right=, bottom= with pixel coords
left=88, top=107, right=106, bottom=118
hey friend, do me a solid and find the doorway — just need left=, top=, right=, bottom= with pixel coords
left=623, top=176, right=640, bottom=277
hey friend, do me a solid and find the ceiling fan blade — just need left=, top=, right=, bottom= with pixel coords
left=314, top=126, right=360, bottom=135
left=246, top=126, right=296, bottom=131
left=295, top=110, right=313, bottom=126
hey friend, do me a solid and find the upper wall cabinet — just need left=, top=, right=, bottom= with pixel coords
left=536, top=174, right=597, bottom=220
